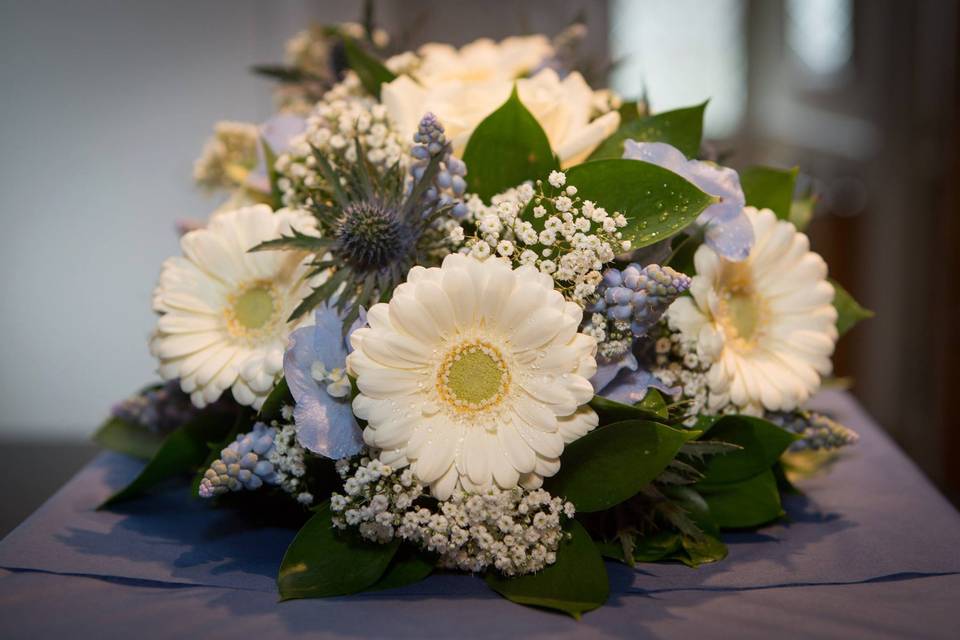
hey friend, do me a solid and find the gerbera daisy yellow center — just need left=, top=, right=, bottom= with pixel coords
left=225, top=280, right=281, bottom=338
left=716, top=261, right=769, bottom=348
left=436, top=340, right=511, bottom=412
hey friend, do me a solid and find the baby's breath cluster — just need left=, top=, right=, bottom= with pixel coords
left=459, top=170, right=630, bottom=305
left=275, top=75, right=405, bottom=209
left=330, top=455, right=575, bottom=576
left=269, top=408, right=315, bottom=505
left=652, top=329, right=738, bottom=423
left=193, top=121, right=260, bottom=191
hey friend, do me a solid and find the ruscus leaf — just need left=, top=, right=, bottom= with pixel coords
left=699, top=469, right=785, bottom=529
left=588, top=102, right=707, bottom=161
left=462, top=86, right=559, bottom=201
left=99, top=413, right=234, bottom=508
left=697, top=415, right=798, bottom=488
left=563, top=159, right=715, bottom=249
left=93, top=416, right=165, bottom=461
left=545, top=420, right=699, bottom=512
left=740, top=165, right=798, bottom=221
left=278, top=503, right=400, bottom=600
left=485, top=519, right=608, bottom=619
left=831, top=278, right=874, bottom=337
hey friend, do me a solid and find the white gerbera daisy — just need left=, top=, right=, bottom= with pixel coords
left=667, top=208, right=837, bottom=413
left=151, top=205, right=320, bottom=409
left=346, top=254, right=598, bottom=499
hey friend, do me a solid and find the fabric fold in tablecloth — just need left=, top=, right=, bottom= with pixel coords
left=1, top=391, right=958, bottom=598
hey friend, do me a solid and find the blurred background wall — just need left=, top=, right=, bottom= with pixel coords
left=0, top=0, right=957, bottom=527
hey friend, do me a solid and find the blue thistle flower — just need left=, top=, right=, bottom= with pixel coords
left=252, top=112, right=468, bottom=329
left=198, top=423, right=280, bottom=498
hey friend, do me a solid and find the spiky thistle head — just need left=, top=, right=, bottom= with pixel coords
left=333, top=199, right=415, bottom=272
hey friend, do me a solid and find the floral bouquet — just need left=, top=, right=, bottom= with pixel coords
left=97, top=18, right=872, bottom=618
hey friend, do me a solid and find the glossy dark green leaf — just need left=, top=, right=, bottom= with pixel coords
left=278, top=503, right=400, bottom=600
left=546, top=420, right=699, bottom=512
left=698, top=415, right=797, bottom=487
left=93, top=416, right=165, bottom=461
left=589, top=395, right=670, bottom=425
left=740, top=165, right=798, bottom=221
left=485, top=519, right=608, bottom=619
left=699, top=469, right=785, bottom=529
left=366, top=545, right=434, bottom=592
left=635, top=388, right=668, bottom=419
left=100, top=413, right=234, bottom=508
left=462, top=86, right=559, bottom=201
left=831, top=278, right=874, bottom=337
left=258, top=378, right=292, bottom=422
left=342, top=37, right=396, bottom=98
left=564, top=159, right=714, bottom=249
left=588, top=102, right=707, bottom=160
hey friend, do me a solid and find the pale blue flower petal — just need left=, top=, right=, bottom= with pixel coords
left=283, top=305, right=363, bottom=459
left=599, top=366, right=679, bottom=405
left=623, top=140, right=753, bottom=261
left=590, top=352, right=638, bottom=394
left=704, top=208, right=754, bottom=262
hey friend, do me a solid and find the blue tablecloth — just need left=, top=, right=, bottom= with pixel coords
left=1, top=391, right=958, bottom=639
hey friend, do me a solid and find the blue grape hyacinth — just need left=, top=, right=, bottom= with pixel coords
left=594, top=263, right=692, bottom=337
left=198, top=422, right=279, bottom=498
left=409, top=112, right=468, bottom=218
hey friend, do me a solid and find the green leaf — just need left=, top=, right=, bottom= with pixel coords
left=462, top=86, right=559, bottom=201
left=617, top=100, right=644, bottom=124
left=589, top=395, right=672, bottom=426
left=679, top=531, right=728, bottom=566
left=699, top=469, right=785, bottom=529
left=564, top=159, right=714, bottom=249
left=93, top=416, right=165, bottom=461
left=588, top=102, right=707, bottom=161
left=366, top=545, right=434, bottom=592
left=342, top=37, right=396, bottom=98
left=661, top=486, right=728, bottom=566
left=250, top=230, right=329, bottom=254
left=740, top=165, right=798, bottom=221
left=258, top=378, right=292, bottom=422
left=250, top=64, right=313, bottom=84
left=485, top=519, right=608, bottom=619
left=99, top=413, right=233, bottom=508
left=635, top=388, right=668, bottom=419
left=698, top=416, right=798, bottom=487
left=278, top=503, right=400, bottom=600
left=631, top=531, right=683, bottom=562
left=261, top=138, right=283, bottom=210
left=545, top=420, right=698, bottom=512
left=831, top=278, right=874, bottom=337
left=789, top=194, right=816, bottom=231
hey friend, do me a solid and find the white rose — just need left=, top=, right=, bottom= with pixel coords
left=382, top=68, right=620, bottom=168
left=415, top=35, right=553, bottom=86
